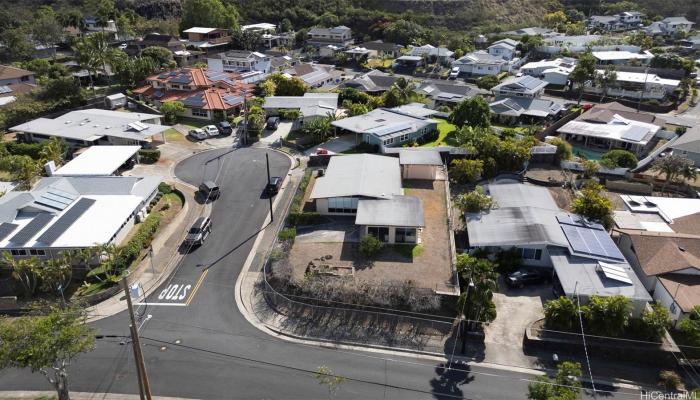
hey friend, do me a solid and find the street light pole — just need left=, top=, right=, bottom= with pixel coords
left=122, top=277, right=152, bottom=400
left=242, top=89, right=248, bottom=146
left=266, top=153, right=274, bottom=223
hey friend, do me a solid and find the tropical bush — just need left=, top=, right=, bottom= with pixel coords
left=359, top=234, right=383, bottom=258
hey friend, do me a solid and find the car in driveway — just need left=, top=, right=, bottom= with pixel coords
left=217, top=121, right=233, bottom=136
left=188, top=128, right=207, bottom=141
left=184, top=217, right=212, bottom=246
left=505, top=268, right=550, bottom=288
left=449, top=67, right=460, bottom=79
left=204, top=125, right=220, bottom=137
left=266, top=116, right=280, bottom=130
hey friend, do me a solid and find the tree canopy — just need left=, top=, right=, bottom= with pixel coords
left=571, top=182, right=613, bottom=228
left=450, top=97, right=491, bottom=128
left=180, top=0, right=240, bottom=32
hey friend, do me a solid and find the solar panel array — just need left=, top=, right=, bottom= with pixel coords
left=183, top=93, right=205, bottom=107
left=36, top=198, right=96, bottom=245
left=560, top=224, right=625, bottom=261
left=556, top=214, right=604, bottom=230
left=9, top=213, right=54, bottom=246
left=222, top=95, right=243, bottom=106
left=368, top=122, right=414, bottom=137
left=0, top=223, right=18, bottom=241
left=597, top=261, right=633, bottom=284
left=35, top=188, right=78, bottom=211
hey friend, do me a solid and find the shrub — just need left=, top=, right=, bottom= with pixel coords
left=138, top=149, right=161, bottom=164
left=158, top=182, right=173, bottom=194
left=640, top=301, right=672, bottom=341
left=278, top=109, right=301, bottom=120
left=544, top=296, right=578, bottom=331
left=359, top=235, right=383, bottom=258
left=582, top=295, right=631, bottom=337
left=449, top=159, right=483, bottom=184
left=5, top=142, right=44, bottom=159
left=678, top=305, right=700, bottom=345
left=416, top=129, right=439, bottom=145
left=278, top=228, right=297, bottom=243
left=455, top=186, right=492, bottom=212
left=600, top=149, right=638, bottom=169
left=547, top=137, right=573, bottom=161
left=287, top=212, right=321, bottom=226
left=117, top=212, right=161, bottom=271
left=658, top=370, right=681, bottom=391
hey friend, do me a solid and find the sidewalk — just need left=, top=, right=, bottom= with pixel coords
left=0, top=391, right=195, bottom=400
left=87, top=182, right=207, bottom=322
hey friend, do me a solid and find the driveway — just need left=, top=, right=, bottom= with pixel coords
left=260, top=121, right=293, bottom=145
left=303, top=134, right=357, bottom=155
left=482, top=277, right=553, bottom=366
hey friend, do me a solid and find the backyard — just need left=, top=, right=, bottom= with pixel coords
left=421, top=119, right=459, bottom=147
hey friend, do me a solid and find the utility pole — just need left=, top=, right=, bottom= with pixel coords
left=637, top=66, right=650, bottom=112
left=242, top=89, right=248, bottom=146
left=122, top=277, right=152, bottom=400
left=266, top=153, right=274, bottom=223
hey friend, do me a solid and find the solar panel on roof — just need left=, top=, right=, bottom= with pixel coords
left=35, top=188, right=78, bottom=211
left=0, top=223, right=18, bottom=242
left=47, top=187, right=78, bottom=202
left=36, top=198, right=95, bottom=245
left=183, top=94, right=205, bottom=107
left=368, top=122, right=414, bottom=137
left=597, top=261, right=633, bottom=284
left=0, top=85, right=12, bottom=94
left=9, top=213, right=54, bottom=246
left=621, top=125, right=649, bottom=142
left=557, top=214, right=604, bottom=230
left=128, top=121, right=148, bottom=132
left=560, top=224, right=625, bottom=261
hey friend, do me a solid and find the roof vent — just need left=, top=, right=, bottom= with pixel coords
left=679, top=246, right=686, bottom=252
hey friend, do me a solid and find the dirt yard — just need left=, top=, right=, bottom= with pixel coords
left=287, top=180, right=455, bottom=292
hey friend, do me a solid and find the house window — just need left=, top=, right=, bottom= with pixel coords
left=521, top=248, right=542, bottom=260
left=10, top=249, right=27, bottom=256
left=399, top=133, right=409, bottom=142
left=327, top=197, right=358, bottom=213
left=383, top=137, right=394, bottom=146
left=367, top=226, right=390, bottom=242
left=191, top=108, right=208, bottom=117
left=395, top=227, right=417, bottom=243
left=29, top=249, right=46, bottom=256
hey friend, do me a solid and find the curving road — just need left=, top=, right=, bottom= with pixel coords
left=0, top=148, right=636, bottom=399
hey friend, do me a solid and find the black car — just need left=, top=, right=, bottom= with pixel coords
left=266, top=116, right=280, bottom=130
left=217, top=121, right=233, bottom=136
left=264, top=176, right=282, bottom=195
left=199, top=181, right=220, bottom=200
left=505, top=269, right=549, bottom=288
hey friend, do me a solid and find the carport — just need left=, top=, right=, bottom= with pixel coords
left=398, top=149, right=443, bottom=180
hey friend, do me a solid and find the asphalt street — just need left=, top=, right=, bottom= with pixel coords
left=0, top=147, right=642, bottom=399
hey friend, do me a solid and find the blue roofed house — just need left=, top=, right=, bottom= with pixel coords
left=466, top=179, right=651, bottom=315
left=331, top=107, right=438, bottom=151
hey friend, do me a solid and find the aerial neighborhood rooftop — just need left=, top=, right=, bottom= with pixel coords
left=1, top=1, right=700, bottom=398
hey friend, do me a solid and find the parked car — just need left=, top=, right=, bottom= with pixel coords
left=204, top=125, right=219, bottom=137
left=505, top=268, right=549, bottom=288
left=266, top=116, right=280, bottom=130
left=198, top=181, right=220, bottom=200
left=188, top=128, right=207, bottom=140
left=264, top=176, right=282, bottom=195
left=217, top=121, right=233, bottom=136
left=449, top=67, right=460, bottom=79
left=118, top=43, right=128, bottom=50
left=184, top=217, right=212, bottom=246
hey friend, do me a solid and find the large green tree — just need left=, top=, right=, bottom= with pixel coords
left=528, top=362, right=582, bottom=400
left=652, top=154, right=697, bottom=191
left=180, top=0, right=240, bottom=32
left=30, top=6, right=63, bottom=59
left=600, top=149, right=637, bottom=169
left=140, top=46, right=176, bottom=69
left=571, top=182, right=613, bottom=227
left=569, top=51, right=596, bottom=104
left=0, top=305, right=96, bottom=400
left=450, top=97, right=491, bottom=128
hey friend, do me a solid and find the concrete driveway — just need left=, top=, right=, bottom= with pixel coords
left=260, top=121, right=293, bottom=145
left=482, top=277, right=553, bottom=366
left=304, top=134, right=357, bottom=155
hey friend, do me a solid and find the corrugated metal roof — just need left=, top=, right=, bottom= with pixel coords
left=355, top=196, right=424, bottom=227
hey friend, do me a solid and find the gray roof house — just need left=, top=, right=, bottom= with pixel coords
left=263, top=93, right=338, bottom=121
left=310, top=154, right=424, bottom=244
left=489, top=97, right=564, bottom=122
left=503, top=27, right=555, bottom=37
left=11, top=109, right=166, bottom=148
left=670, top=125, right=700, bottom=166
left=466, top=180, right=651, bottom=314
left=0, top=175, right=161, bottom=261
left=452, top=51, right=509, bottom=76
left=331, top=107, right=438, bottom=150
left=307, top=26, right=353, bottom=47
left=491, top=75, right=548, bottom=98
left=415, top=80, right=480, bottom=107
left=340, top=70, right=400, bottom=93
left=645, top=17, right=695, bottom=35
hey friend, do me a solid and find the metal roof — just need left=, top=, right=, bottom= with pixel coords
left=355, top=196, right=425, bottom=227
left=398, top=149, right=443, bottom=165
left=310, top=154, right=402, bottom=200
left=54, top=146, right=140, bottom=177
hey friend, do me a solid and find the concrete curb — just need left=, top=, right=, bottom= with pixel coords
left=0, top=391, right=196, bottom=400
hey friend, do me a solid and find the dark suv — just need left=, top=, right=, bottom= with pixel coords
left=505, top=269, right=549, bottom=288
left=217, top=121, right=233, bottom=136
left=264, top=176, right=282, bottom=195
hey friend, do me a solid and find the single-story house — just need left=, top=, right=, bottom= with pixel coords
left=615, top=195, right=700, bottom=324
left=503, top=27, right=556, bottom=37
left=415, top=80, right=480, bottom=108
left=585, top=70, right=681, bottom=101
left=537, top=35, right=602, bottom=55
left=452, top=51, right=509, bottom=76
left=489, top=97, right=564, bottom=124
left=355, top=40, right=403, bottom=58
left=51, top=146, right=141, bottom=177
left=309, top=154, right=424, bottom=244
left=408, top=44, right=455, bottom=64
left=520, top=58, right=577, bottom=78
left=491, top=75, right=548, bottom=98
left=669, top=125, right=700, bottom=166
left=557, top=102, right=665, bottom=156
left=592, top=50, right=653, bottom=66
left=283, top=63, right=342, bottom=88
left=466, top=180, right=651, bottom=314
left=11, top=109, right=167, bottom=148
left=331, top=107, right=438, bottom=150
left=339, top=70, right=399, bottom=94
left=488, top=38, right=519, bottom=61
left=392, top=55, right=423, bottom=70
left=0, top=175, right=162, bottom=262
left=263, top=93, right=339, bottom=123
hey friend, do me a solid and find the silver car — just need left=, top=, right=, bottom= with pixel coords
left=184, top=217, right=212, bottom=246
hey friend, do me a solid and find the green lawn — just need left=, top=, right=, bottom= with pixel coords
left=421, top=119, right=459, bottom=147
left=178, top=118, right=210, bottom=129
left=391, top=244, right=424, bottom=259
left=163, top=128, right=186, bottom=143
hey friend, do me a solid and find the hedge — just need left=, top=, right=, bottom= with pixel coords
left=287, top=212, right=321, bottom=226
left=4, top=142, right=45, bottom=159
left=118, top=212, right=162, bottom=270
left=278, top=109, right=301, bottom=120
left=278, top=227, right=297, bottom=243
left=138, top=149, right=161, bottom=164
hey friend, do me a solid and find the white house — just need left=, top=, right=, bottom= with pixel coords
left=488, top=38, right=519, bottom=61
left=646, top=17, right=695, bottom=36
left=520, top=58, right=577, bottom=77
left=408, top=44, right=455, bottom=64
left=207, top=50, right=271, bottom=73
left=0, top=175, right=162, bottom=262
left=592, top=50, right=653, bottom=66
left=537, top=35, right=602, bottom=55
left=263, top=93, right=339, bottom=123
left=491, top=75, right=548, bottom=98
left=585, top=70, right=681, bottom=101
left=307, top=26, right=353, bottom=47
left=452, top=51, right=509, bottom=76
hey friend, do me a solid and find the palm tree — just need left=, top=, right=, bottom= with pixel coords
left=86, top=243, right=123, bottom=283
left=392, top=77, right=417, bottom=105
left=73, top=32, right=120, bottom=94
left=2, top=251, right=39, bottom=297
left=596, top=65, right=617, bottom=102
left=40, top=137, right=67, bottom=167
left=652, top=154, right=696, bottom=192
